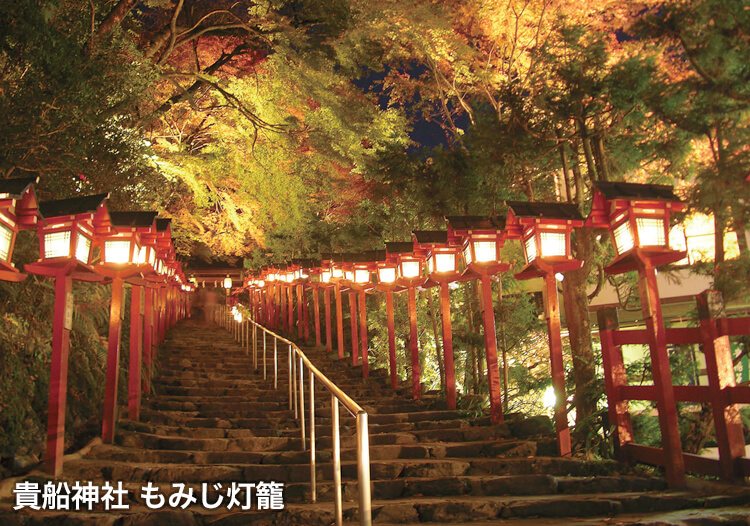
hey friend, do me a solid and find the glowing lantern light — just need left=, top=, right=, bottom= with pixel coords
left=0, top=175, right=39, bottom=282
left=585, top=181, right=685, bottom=273
left=224, top=276, right=232, bottom=289
left=504, top=201, right=584, bottom=280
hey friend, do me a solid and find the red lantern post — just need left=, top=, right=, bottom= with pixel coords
left=329, top=256, right=347, bottom=360
left=26, top=194, right=113, bottom=476
left=413, top=231, right=462, bottom=409
left=506, top=201, right=586, bottom=456
left=101, top=211, right=159, bottom=427
left=374, top=253, right=402, bottom=389
left=341, top=255, right=360, bottom=367
left=587, top=181, right=687, bottom=487
left=319, top=256, right=335, bottom=354
left=446, top=216, right=509, bottom=424
left=386, top=242, right=427, bottom=400
left=0, top=175, right=39, bottom=282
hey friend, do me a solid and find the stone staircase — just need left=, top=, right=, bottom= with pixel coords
left=2, top=318, right=749, bottom=525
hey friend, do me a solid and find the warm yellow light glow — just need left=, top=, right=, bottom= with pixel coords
left=432, top=253, right=456, bottom=273
left=44, top=231, right=71, bottom=259
left=540, top=232, right=566, bottom=258
left=267, top=273, right=276, bottom=282
left=134, top=244, right=146, bottom=264
left=285, top=272, right=294, bottom=283
left=224, top=276, right=232, bottom=289
left=378, top=267, right=396, bottom=283
left=400, top=260, right=421, bottom=279
left=473, top=240, right=496, bottom=263
left=332, top=267, right=344, bottom=279
left=321, top=270, right=332, bottom=283
left=0, top=223, right=12, bottom=261
left=613, top=222, right=634, bottom=254
left=148, top=249, right=156, bottom=266
left=76, top=234, right=91, bottom=264
left=354, top=269, right=370, bottom=284
left=105, top=240, right=132, bottom=264
left=636, top=217, right=666, bottom=246
left=524, top=236, right=537, bottom=263
left=257, top=280, right=265, bottom=288
left=344, top=270, right=354, bottom=282
left=463, top=244, right=472, bottom=265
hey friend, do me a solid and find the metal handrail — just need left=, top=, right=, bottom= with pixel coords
left=217, top=303, right=372, bottom=526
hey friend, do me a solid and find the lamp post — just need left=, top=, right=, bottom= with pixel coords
left=341, top=254, right=360, bottom=367
left=386, top=241, right=426, bottom=400
left=0, top=175, right=39, bottom=282
left=351, top=252, right=377, bottom=378
left=309, top=262, right=323, bottom=348
left=329, top=255, right=347, bottom=360
left=586, top=181, right=687, bottom=487
left=413, top=231, right=461, bottom=409
left=505, top=201, right=585, bottom=456
left=99, top=211, right=159, bottom=430
left=319, top=256, right=335, bottom=354
left=25, top=194, right=113, bottom=476
left=374, top=253, right=401, bottom=389
left=445, top=216, right=508, bottom=425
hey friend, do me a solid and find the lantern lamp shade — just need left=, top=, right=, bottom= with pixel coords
left=103, top=239, right=132, bottom=264
left=430, top=252, right=456, bottom=273
left=38, top=194, right=111, bottom=265
left=584, top=182, right=685, bottom=273
left=377, top=265, right=397, bottom=283
left=413, top=231, right=460, bottom=276
left=399, top=259, right=421, bottom=279
left=0, top=221, right=12, bottom=261
left=585, top=182, right=681, bottom=255
left=461, top=237, right=500, bottom=266
left=354, top=269, right=370, bottom=284
left=224, top=276, right=232, bottom=289
left=321, top=269, right=332, bottom=283
left=505, top=202, right=585, bottom=266
left=0, top=176, right=40, bottom=272
left=444, top=216, right=506, bottom=268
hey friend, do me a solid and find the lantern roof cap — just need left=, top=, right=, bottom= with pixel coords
left=155, top=218, right=172, bottom=232
left=445, top=215, right=506, bottom=231
left=505, top=201, right=584, bottom=221
left=38, top=193, right=109, bottom=219
left=413, top=230, right=448, bottom=245
left=385, top=241, right=415, bottom=255
left=592, top=181, right=681, bottom=202
left=362, top=249, right=387, bottom=262
left=0, top=175, right=39, bottom=198
left=109, top=211, right=158, bottom=228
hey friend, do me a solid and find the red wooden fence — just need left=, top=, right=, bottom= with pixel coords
left=597, top=289, right=749, bottom=484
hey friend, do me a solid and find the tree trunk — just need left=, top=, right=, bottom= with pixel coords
left=577, top=119, right=598, bottom=181
left=561, top=228, right=599, bottom=429
left=97, top=0, right=139, bottom=37
left=555, top=127, right=573, bottom=203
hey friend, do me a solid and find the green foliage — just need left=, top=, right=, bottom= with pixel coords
left=0, top=234, right=109, bottom=461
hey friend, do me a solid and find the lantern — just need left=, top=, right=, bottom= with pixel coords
left=413, top=231, right=460, bottom=276
left=0, top=175, right=39, bottom=281
left=385, top=242, right=425, bottom=282
left=444, top=215, right=509, bottom=425
left=586, top=181, right=685, bottom=273
left=102, top=212, right=158, bottom=267
left=505, top=202, right=585, bottom=280
left=445, top=216, right=506, bottom=273
left=224, top=276, right=232, bottom=289
left=36, top=194, right=112, bottom=268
